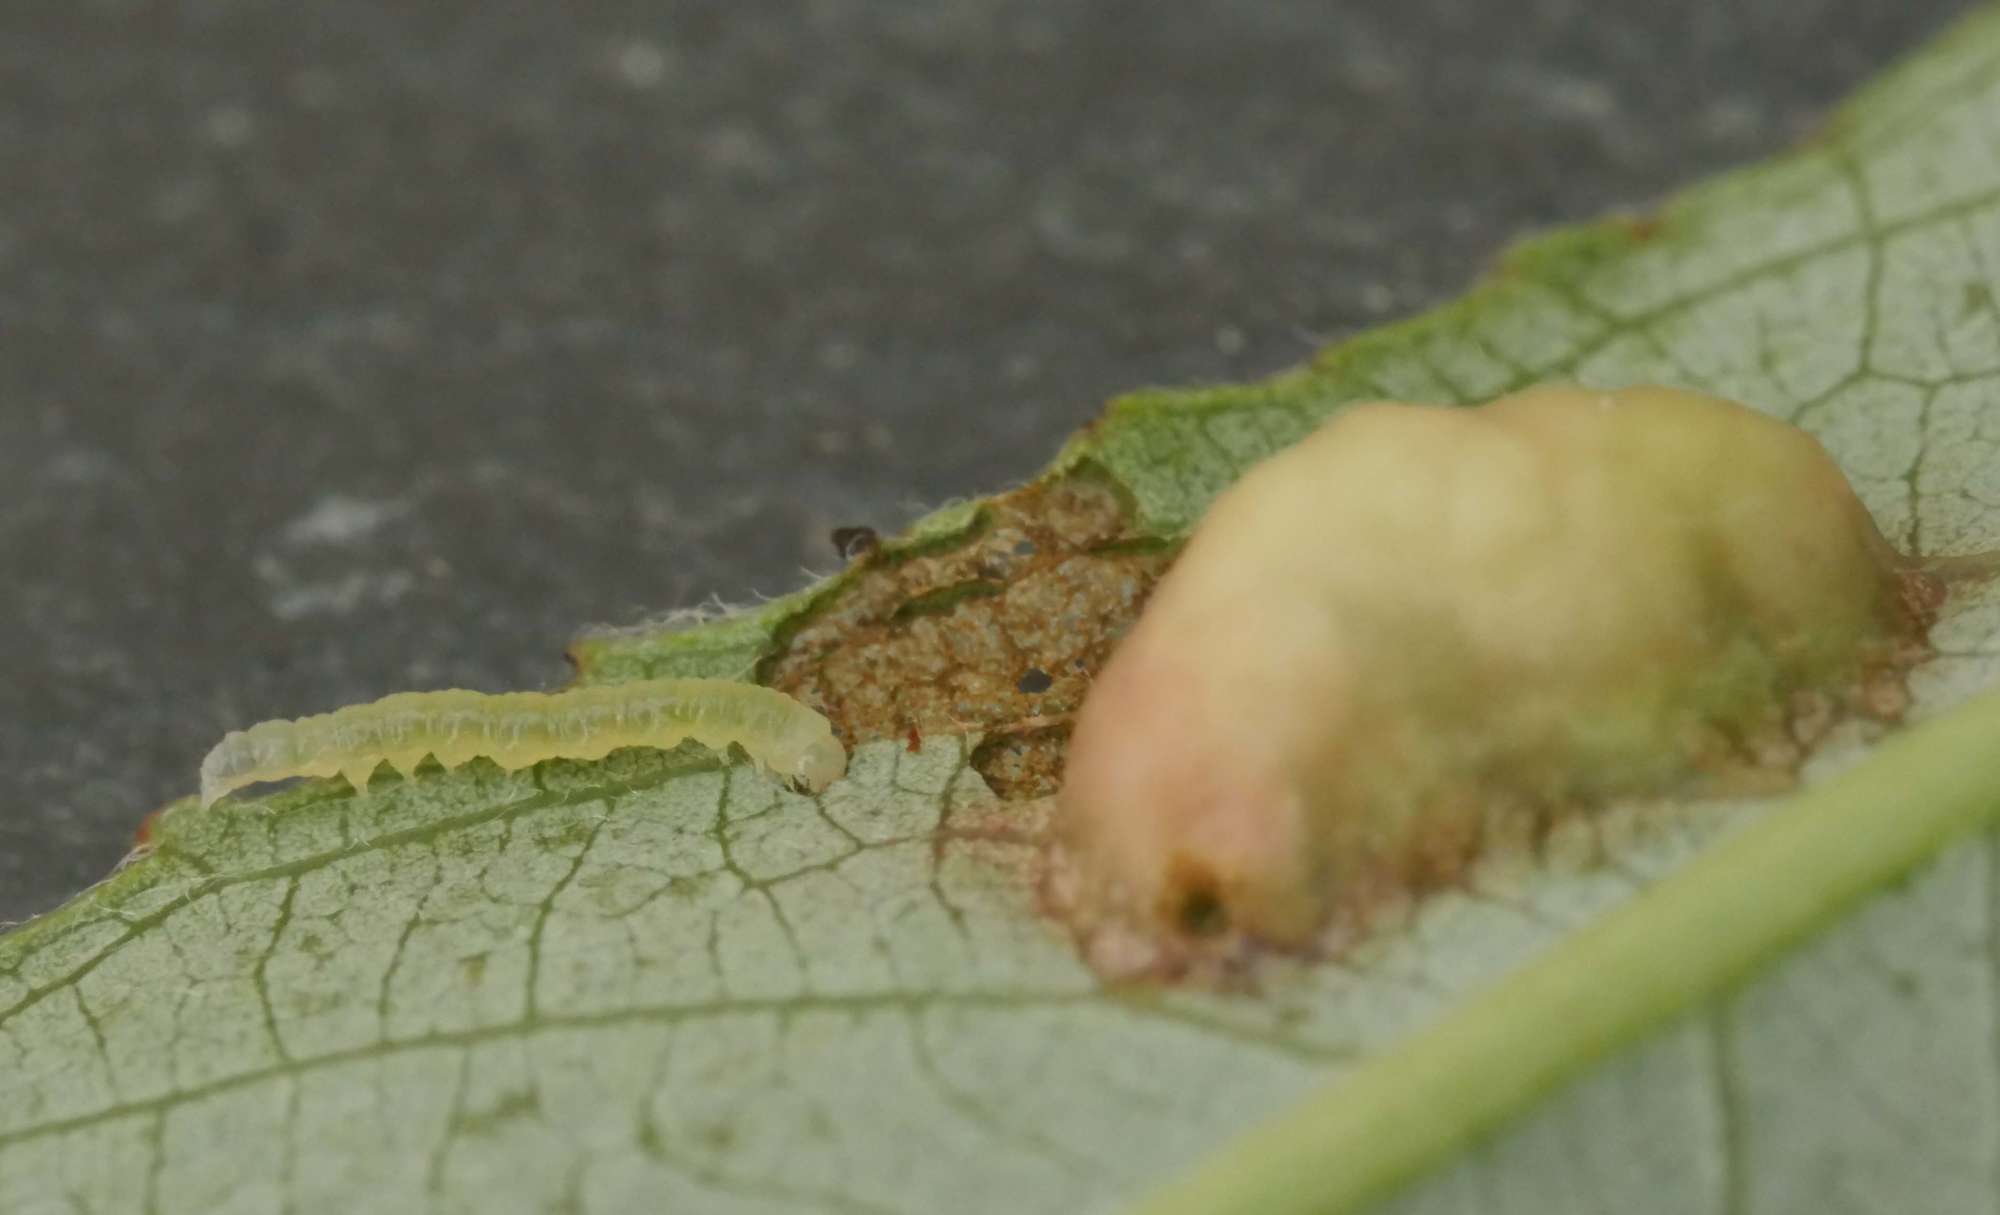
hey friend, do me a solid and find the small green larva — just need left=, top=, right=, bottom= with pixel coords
left=199, top=678, right=846, bottom=807
left=1055, top=384, right=1957, bottom=970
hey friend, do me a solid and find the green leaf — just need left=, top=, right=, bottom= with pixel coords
left=10, top=9, right=2000, bottom=1215
left=1137, top=688, right=2000, bottom=1215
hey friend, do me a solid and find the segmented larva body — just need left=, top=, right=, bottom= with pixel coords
left=199, top=678, right=846, bottom=808
left=1055, top=384, right=1951, bottom=971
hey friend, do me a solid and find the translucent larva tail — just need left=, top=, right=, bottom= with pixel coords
left=198, top=732, right=258, bottom=809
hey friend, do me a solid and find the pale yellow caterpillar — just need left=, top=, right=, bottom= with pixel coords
left=199, top=678, right=846, bottom=808
left=1055, top=383, right=1972, bottom=974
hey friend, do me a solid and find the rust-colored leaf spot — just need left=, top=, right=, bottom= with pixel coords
left=1619, top=213, right=1665, bottom=242
left=131, top=804, right=169, bottom=849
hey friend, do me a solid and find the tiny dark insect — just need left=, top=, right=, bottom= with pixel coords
left=830, top=525, right=880, bottom=562
left=1016, top=667, right=1054, bottom=695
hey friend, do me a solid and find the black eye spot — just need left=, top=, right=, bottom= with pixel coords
left=1016, top=667, right=1053, bottom=695
left=1177, top=887, right=1228, bottom=937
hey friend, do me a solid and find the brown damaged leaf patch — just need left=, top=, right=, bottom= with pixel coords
left=970, top=721, right=1078, bottom=800
left=761, top=472, right=1174, bottom=798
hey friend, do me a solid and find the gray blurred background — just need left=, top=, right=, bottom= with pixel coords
left=0, top=0, right=1972, bottom=923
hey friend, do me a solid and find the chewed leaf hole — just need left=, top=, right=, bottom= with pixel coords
left=764, top=473, right=1171, bottom=788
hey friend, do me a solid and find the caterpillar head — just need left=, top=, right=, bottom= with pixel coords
left=790, top=734, right=849, bottom=794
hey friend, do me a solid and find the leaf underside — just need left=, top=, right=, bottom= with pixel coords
left=10, top=8, right=2000, bottom=1214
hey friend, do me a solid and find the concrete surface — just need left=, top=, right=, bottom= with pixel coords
left=0, top=0, right=1972, bottom=922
